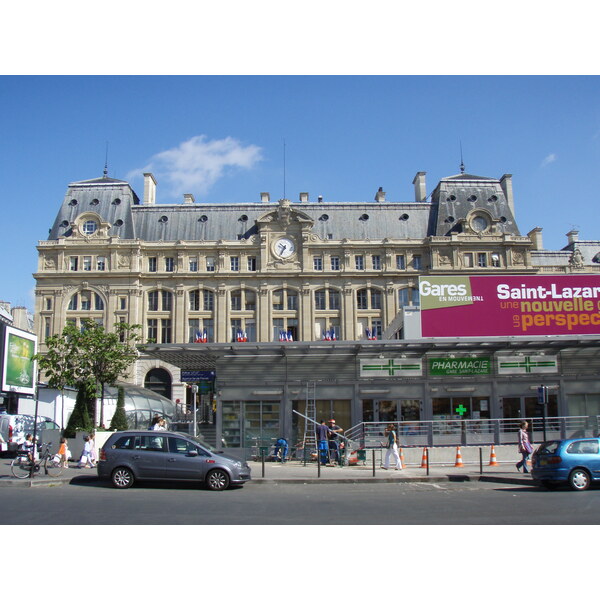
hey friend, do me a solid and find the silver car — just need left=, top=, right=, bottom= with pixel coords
left=98, top=430, right=251, bottom=491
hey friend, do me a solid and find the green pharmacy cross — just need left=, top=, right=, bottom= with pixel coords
left=455, top=404, right=467, bottom=417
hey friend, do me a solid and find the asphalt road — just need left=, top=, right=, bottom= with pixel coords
left=2, top=477, right=600, bottom=525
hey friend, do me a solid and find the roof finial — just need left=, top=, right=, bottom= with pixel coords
left=103, top=142, right=109, bottom=178
left=460, top=141, right=465, bottom=174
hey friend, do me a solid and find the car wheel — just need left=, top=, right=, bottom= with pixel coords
left=206, top=469, right=230, bottom=491
left=112, top=467, right=135, bottom=489
left=569, top=468, right=591, bottom=491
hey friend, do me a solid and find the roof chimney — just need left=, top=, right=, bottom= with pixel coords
left=412, top=172, right=427, bottom=202
left=317, top=195, right=323, bottom=203
left=261, top=192, right=270, bottom=203
left=143, top=173, right=157, bottom=205
left=375, top=187, right=386, bottom=203
left=566, top=230, right=579, bottom=246
left=528, top=227, right=544, bottom=250
left=183, top=193, right=195, bottom=204
left=299, top=192, right=309, bottom=203
left=500, top=174, right=514, bottom=216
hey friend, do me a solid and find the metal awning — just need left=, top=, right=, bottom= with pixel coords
left=140, top=335, right=600, bottom=370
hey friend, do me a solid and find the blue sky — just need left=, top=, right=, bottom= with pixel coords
left=2, top=74, right=600, bottom=311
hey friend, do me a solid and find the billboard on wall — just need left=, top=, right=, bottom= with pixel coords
left=1, top=325, right=37, bottom=395
left=419, top=274, right=600, bottom=338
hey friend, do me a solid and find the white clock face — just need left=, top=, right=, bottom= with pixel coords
left=274, top=237, right=295, bottom=258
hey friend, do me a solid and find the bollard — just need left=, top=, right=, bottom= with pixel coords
left=372, top=450, right=376, bottom=477
left=262, top=451, right=265, bottom=478
left=318, top=454, right=321, bottom=478
left=426, top=448, right=429, bottom=476
left=479, top=447, right=483, bottom=475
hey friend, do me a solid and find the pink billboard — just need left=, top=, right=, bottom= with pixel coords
left=419, top=274, right=600, bottom=337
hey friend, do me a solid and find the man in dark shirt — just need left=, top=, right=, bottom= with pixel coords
left=328, top=419, right=344, bottom=464
left=316, top=420, right=330, bottom=465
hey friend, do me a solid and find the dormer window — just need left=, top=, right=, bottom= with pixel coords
left=83, top=220, right=98, bottom=235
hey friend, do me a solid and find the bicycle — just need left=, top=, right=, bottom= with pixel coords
left=10, top=442, right=64, bottom=479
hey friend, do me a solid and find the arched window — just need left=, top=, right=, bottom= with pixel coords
left=147, top=290, right=173, bottom=311
left=356, top=288, right=382, bottom=310
left=67, top=290, right=104, bottom=311
left=144, top=368, right=172, bottom=400
left=315, top=288, right=341, bottom=311
left=399, top=287, right=420, bottom=307
left=273, top=288, right=298, bottom=311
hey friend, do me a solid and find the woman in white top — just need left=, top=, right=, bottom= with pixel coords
left=382, top=424, right=402, bottom=470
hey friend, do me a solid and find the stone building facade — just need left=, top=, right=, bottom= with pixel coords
left=33, top=168, right=600, bottom=450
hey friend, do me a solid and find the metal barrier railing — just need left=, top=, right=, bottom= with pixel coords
left=345, top=416, right=600, bottom=449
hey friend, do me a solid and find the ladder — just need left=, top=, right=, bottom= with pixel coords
left=301, top=381, right=317, bottom=459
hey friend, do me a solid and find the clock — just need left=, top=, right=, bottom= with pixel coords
left=273, top=237, right=296, bottom=259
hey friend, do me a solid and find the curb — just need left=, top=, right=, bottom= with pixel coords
left=0, top=475, right=535, bottom=488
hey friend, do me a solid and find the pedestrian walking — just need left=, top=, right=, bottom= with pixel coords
left=382, top=424, right=402, bottom=470
left=88, top=432, right=98, bottom=465
left=57, top=436, right=69, bottom=468
left=78, top=435, right=95, bottom=468
left=516, top=421, right=533, bottom=473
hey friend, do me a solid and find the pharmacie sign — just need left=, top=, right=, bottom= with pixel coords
left=419, top=274, right=600, bottom=337
left=360, top=358, right=423, bottom=378
left=429, top=357, right=491, bottom=376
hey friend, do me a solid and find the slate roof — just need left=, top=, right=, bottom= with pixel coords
left=47, top=171, right=523, bottom=243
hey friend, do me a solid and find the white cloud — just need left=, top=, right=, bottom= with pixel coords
left=128, top=135, right=263, bottom=198
left=540, top=153, right=557, bottom=168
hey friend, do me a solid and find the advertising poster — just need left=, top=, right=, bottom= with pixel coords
left=419, top=274, right=600, bottom=338
left=2, top=326, right=37, bottom=395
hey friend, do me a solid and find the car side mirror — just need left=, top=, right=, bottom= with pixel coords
left=188, top=450, right=199, bottom=457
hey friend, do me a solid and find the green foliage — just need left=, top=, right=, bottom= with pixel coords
left=33, top=321, right=81, bottom=392
left=64, top=381, right=94, bottom=437
left=109, top=386, right=129, bottom=431
left=35, top=320, right=142, bottom=426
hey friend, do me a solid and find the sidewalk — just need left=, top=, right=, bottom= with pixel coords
left=0, top=457, right=536, bottom=488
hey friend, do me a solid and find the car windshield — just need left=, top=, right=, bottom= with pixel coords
left=537, top=441, right=560, bottom=455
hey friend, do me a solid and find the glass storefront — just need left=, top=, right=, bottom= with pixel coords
left=291, top=399, right=350, bottom=446
left=221, top=400, right=280, bottom=448
left=362, top=399, right=420, bottom=422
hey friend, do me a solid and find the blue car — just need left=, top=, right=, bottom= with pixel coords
left=531, top=437, right=600, bottom=491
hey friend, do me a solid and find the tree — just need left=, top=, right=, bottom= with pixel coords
left=64, top=380, right=94, bottom=437
left=75, top=320, right=142, bottom=426
left=109, top=386, right=129, bottom=431
left=33, top=322, right=81, bottom=430
left=35, top=320, right=142, bottom=427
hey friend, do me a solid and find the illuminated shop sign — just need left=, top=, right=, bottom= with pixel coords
left=429, top=357, right=491, bottom=376
left=419, top=275, right=600, bottom=337
left=359, top=358, right=423, bottom=377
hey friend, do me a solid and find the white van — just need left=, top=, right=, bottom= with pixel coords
left=0, top=414, right=61, bottom=454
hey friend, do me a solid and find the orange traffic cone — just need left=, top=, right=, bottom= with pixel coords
left=420, top=447, right=428, bottom=468
left=454, top=446, right=464, bottom=467
left=488, top=445, right=499, bottom=467
left=399, top=446, right=405, bottom=469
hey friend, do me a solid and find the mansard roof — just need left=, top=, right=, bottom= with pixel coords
left=46, top=169, right=523, bottom=243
